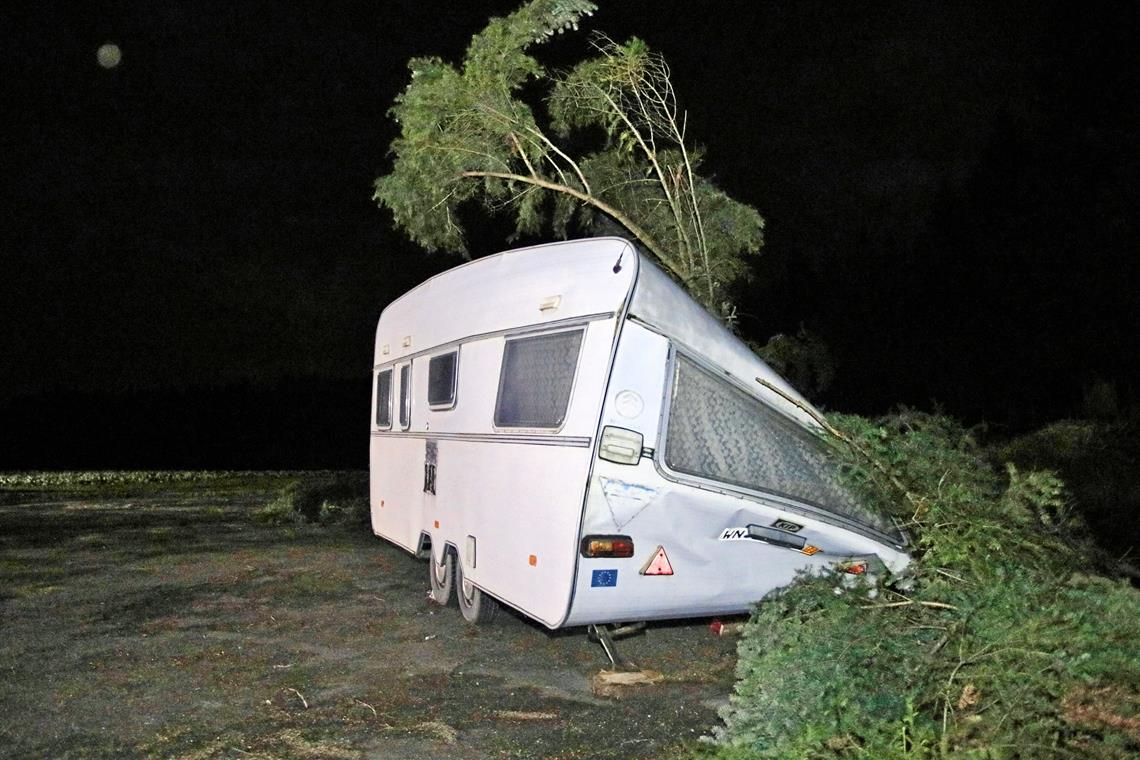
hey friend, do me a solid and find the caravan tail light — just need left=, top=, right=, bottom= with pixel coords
left=598, top=426, right=643, bottom=465
left=580, top=535, right=635, bottom=558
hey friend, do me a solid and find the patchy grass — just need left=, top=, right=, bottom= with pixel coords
left=0, top=484, right=737, bottom=759
left=254, top=472, right=369, bottom=526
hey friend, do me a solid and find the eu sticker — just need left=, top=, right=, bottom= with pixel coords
left=591, top=569, right=618, bottom=587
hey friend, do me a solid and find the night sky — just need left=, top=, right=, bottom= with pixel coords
left=4, top=1, right=1138, bottom=468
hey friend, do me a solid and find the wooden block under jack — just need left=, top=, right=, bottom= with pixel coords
left=591, top=669, right=664, bottom=698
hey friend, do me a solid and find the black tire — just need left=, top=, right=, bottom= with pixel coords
left=428, top=547, right=456, bottom=607
left=456, top=560, right=499, bottom=624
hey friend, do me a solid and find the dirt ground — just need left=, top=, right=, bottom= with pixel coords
left=0, top=487, right=741, bottom=759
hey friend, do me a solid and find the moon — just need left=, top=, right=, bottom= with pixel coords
left=97, top=43, right=122, bottom=69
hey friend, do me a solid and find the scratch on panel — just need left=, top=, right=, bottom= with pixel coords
left=599, top=477, right=658, bottom=529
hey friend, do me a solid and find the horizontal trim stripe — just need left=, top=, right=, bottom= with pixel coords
left=371, top=430, right=592, bottom=448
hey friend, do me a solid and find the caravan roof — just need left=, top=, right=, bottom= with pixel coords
left=374, top=237, right=818, bottom=430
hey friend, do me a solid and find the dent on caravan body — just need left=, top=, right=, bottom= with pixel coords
left=369, top=237, right=908, bottom=636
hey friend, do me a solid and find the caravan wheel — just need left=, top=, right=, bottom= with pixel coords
left=456, top=561, right=498, bottom=624
left=428, top=548, right=456, bottom=607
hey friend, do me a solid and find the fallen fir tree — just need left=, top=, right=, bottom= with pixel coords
left=702, top=411, right=1140, bottom=759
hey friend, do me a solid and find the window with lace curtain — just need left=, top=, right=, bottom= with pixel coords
left=494, top=330, right=584, bottom=429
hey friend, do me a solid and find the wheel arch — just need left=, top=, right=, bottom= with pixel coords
left=420, top=531, right=461, bottom=564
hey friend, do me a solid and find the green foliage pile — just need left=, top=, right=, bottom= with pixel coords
left=707, top=412, right=1140, bottom=759
left=998, top=412, right=1140, bottom=567
left=374, top=0, right=764, bottom=319
left=254, top=471, right=369, bottom=526
left=752, top=327, right=837, bottom=399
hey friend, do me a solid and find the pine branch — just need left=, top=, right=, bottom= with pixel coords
left=459, top=169, right=682, bottom=276
left=752, top=375, right=924, bottom=513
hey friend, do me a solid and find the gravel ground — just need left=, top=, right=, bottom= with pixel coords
left=0, top=489, right=741, bottom=759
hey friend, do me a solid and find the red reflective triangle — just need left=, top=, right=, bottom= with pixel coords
left=641, top=545, right=674, bottom=576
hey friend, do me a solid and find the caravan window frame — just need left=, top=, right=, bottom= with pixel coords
left=655, top=345, right=906, bottom=547
left=397, top=362, right=412, bottom=430
left=492, top=327, right=586, bottom=432
left=374, top=368, right=393, bottom=430
left=426, top=349, right=459, bottom=410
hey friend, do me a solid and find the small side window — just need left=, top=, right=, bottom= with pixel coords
left=427, top=351, right=458, bottom=409
left=374, top=369, right=392, bottom=428
left=494, top=330, right=584, bottom=429
left=398, top=364, right=411, bottom=429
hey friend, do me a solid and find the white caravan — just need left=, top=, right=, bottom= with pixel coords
left=370, top=238, right=907, bottom=634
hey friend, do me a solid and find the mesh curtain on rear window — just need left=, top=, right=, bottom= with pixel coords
left=665, top=355, right=899, bottom=538
left=494, top=331, right=583, bottom=428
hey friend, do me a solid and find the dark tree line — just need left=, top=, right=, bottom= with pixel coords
left=0, top=378, right=369, bottom=470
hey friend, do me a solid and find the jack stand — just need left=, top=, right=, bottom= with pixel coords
left=587, top=622, right=646, bottom=671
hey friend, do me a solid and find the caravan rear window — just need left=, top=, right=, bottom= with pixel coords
left=494, top=330, right=583, bottom=429
left=375, top=369, right=392, bottom=428
left=664, top=354, right=900, bottom=540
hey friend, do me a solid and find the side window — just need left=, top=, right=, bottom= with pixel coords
left=494, top=330, right=584, bottom=429
left=374, top=369, right=392, bottom=428
left=427, top=351, right=458, bottom=409
left=398, top=363, right=411, bottom=429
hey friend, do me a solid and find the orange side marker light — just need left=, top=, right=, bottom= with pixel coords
left=528, top=554, right=537, bottom=567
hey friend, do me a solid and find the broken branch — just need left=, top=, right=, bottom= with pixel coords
left=287, top=687, right=308, bottom=709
